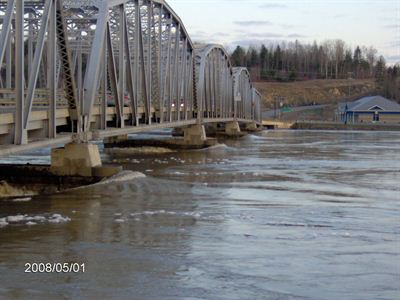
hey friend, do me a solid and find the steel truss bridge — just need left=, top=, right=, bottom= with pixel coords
left=0, top=0, right=262, bottom=156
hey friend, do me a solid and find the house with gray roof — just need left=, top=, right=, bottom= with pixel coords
left=337, top=96, right=400, bottom=124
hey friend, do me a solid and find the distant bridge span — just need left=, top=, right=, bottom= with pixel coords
left=0, top=0, right=262, bottom=157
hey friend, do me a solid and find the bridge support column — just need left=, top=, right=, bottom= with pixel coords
left=225, top=121, right=241, bottom=135
left=183, top=124, right=207, bottom=145
left=245, top=122, right=259, bottom=132
left=50, top=142, right=111, bottom=177
left=15, top=129, right=28, bottom=145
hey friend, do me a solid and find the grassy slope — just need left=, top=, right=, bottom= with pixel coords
left=254, top=79, right=377, bottom=110
left=279, top=105, right=338, bottom=122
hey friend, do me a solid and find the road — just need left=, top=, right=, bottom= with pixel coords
left=262, top=104, right=328, bottom=119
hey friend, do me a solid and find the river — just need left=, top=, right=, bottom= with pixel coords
left=0, top=130, right=399, bottom=300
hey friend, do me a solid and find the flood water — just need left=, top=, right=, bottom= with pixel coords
left=0, top=130, right=399, bottom=300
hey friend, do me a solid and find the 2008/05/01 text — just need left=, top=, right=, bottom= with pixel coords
left=25, top=263, right=85, bottom=273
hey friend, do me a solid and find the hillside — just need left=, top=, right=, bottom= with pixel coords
left=254, top=79, right=377, bottom=110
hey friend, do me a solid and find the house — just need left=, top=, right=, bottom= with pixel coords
left=337, top=96, right=400, bottom=124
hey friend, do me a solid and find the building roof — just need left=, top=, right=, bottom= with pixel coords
left=338, top=96, right=400, bottom=112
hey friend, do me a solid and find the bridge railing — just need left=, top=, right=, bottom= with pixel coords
left=0, top=89, right=69, bottom=108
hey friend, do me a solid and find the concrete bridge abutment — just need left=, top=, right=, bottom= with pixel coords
left=50, top=142, right=120, bottom=177
left=244, top=122, right=260, bottom=132
left=183, top=124, right=207, bottom=145
left=225, top=121, right=242, bottom=135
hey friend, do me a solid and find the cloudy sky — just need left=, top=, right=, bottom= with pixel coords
left=167, top=0, right=400, bottom=64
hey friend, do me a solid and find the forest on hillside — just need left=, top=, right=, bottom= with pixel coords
left=230, top=39, right=400, bottom=101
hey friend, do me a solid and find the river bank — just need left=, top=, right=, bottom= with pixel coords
left=291, top=121, right=400, bottom=131
left=262, top=119, right=400, bottom=131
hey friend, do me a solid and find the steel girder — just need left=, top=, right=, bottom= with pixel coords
left=0, top=0, right=261, bottom=146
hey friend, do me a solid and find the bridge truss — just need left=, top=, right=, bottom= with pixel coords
left=0, top=0, right=262, bottom=147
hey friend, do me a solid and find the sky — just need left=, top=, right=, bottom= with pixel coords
left=167, top=0, right=400, bottom=65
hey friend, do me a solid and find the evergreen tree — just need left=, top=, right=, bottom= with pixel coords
left=353, top=46, right=362, bottom=76
left=375, top=56, right=386, bottom=83
left=247, top=48, right=259, bottom=68
left=343, top=50, right=353, bottom=76
left=353, top=46, right=362, bottom=64
left=230, top=46, right=246, bottom=67
left=274, top=45, right=282, bottom=70
left=260, top=45, right=268, bottom=71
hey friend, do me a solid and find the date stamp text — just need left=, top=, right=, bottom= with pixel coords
left=24, top=263, right=85, bottom=273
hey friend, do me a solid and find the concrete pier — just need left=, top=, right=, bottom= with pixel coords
left=225, top=121, right=241, bottom=135
left=219, top=121, right=247, bottom=138
left=183, top=124, right=207, bottom=145
left=244, top=122, right=260, bottom=132
left=104, top=124, right=218, bottom=151
left=50, top=143, right=102, bottom=177
left=173, top=124, right=219, bottom=137
left=184, top=122, right=250, bottom=139
left=50, top=142, right=120, bottom=177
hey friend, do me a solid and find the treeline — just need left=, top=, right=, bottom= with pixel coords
left=230, top=39, right=399, bottom=100
left=378, top=61, right=400, bottom=101
left=230, top=40, right=382, bottom=80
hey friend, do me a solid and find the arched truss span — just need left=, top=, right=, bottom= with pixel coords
left=78, top=0, right=195, bottom=129
left=194, top=44, right=233, bottom=119
left=233, top=67, right=261, bottom=122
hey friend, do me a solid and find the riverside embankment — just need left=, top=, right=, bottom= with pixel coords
left=291, top=121, right=400, bottom=131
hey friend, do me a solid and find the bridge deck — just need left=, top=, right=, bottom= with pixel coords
left=0, top=117, right=257, bottom=157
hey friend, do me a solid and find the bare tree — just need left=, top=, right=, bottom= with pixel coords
left=227, top=39, right=387, bottom=84
left=334, top=39, right=345, bottom=79
left=366, top=46, right=378, bottom=76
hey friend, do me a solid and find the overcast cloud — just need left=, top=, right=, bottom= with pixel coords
left=167, top=0, right=400, bottom=64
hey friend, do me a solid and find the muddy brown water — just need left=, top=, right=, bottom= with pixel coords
left=0, top=130, right=399, bottom=300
